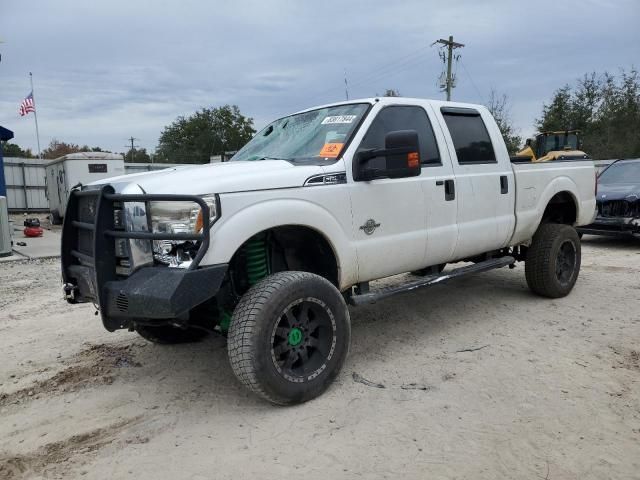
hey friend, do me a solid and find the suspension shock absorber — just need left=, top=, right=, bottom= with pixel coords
left=245, top=233, right=269, bottom=286
left=220, top=233, right=269, bottom=332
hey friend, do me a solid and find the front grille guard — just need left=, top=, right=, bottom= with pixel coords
left=62, top=185, right=212, bottom=312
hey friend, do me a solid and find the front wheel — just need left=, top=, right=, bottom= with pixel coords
left=227, top=271, right=351, bottom=405
left=525, top=223, right=581, bottom=298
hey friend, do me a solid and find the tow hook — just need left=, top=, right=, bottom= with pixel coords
left=63, top=283, right=77, bottom=301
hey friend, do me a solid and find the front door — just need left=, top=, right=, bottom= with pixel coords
left=349, top=104, right=458, bottom=281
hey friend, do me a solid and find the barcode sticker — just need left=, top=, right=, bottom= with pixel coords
left=321, top=115, right=357, bottom=125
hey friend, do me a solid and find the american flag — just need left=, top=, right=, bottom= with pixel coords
left=19, top=91, right=35, bottom=116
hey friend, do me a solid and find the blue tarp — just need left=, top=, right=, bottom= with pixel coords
left=0, top=126, right=14, bottom=197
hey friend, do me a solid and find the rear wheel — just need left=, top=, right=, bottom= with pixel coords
left=228, top=271, right=350, bottom=405
left=135, top=324, right=209, bottom=344
left=525, top=223, right=581, bottom=298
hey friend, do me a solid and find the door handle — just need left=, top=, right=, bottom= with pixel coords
left=500, top=175, right=508, bottom=194
left=444, top=179, right=455, bottom=201
left=435, top=180, right=444, bottom=186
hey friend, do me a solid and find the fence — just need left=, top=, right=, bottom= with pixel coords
left=1, top=158, right=186, bottom=212
left=3, top=157, right=49, bottom=211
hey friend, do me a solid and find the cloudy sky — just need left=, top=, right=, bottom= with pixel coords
left=1, top=0, right=638, bottom=155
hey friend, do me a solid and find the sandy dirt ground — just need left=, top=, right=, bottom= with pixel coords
left=0, top=236, right=639, bottom=479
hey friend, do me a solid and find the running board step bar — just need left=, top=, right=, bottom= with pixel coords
left=349, top=256, right=515, bottom=306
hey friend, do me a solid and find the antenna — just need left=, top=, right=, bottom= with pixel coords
left=344, top=69, right=349, bottom=100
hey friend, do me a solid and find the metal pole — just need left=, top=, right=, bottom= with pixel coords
left=21, top=162, right=29, bottom=211
left=446, top=36, right=453, bottom=101
left=29, top=72, right=42, bottom=159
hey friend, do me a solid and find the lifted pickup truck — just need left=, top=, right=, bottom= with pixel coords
left=61, top=97, right=596, bottom=404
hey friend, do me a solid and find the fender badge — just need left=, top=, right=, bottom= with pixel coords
left=360, top=219, right=381, bottom=235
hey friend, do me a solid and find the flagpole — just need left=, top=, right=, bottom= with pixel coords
left=29, top=72, right=42, bottom=159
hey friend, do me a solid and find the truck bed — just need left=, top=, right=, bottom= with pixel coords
left=510, top=160, right=596, bottom=245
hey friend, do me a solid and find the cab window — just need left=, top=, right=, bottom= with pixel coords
left=358, top=106, right=441, bottom=166
left=442, top=110, right=496, bottom=164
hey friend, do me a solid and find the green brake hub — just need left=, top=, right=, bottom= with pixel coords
left=287, top=327, right=303, bottom=346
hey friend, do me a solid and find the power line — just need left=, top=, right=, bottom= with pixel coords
left=347, top=53, right=425, bottom=91
left=310, top=44, right=431, bottom=101
left=460, top=59, right=485, bottom=103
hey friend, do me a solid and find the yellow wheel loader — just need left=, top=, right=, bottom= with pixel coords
left=517, top=130, right=589, bottom=162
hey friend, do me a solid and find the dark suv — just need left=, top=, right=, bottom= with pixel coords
left=579, top=158, right=640, bottom=238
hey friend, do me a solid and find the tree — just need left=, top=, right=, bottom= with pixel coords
left=156, top=105, right=255, bottom=164
left=1, top=142, right=34, bottom=158
left=536, top=85, right=574, bottom=132
left=486, top=89, right=522, bottom=155
left=535, top=68, right=640, bottom=159
left=42, top=139, right=83, bottom=159
left=41, top=140, right=109, bottom=159
left=124, top=147, right=151, bottom=163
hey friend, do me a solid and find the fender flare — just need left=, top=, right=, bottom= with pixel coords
left=535, top=176, right=580, bottom=226
left=201, top=198, right=357, bottom=289
left=512, top=175, right=581, bottom=244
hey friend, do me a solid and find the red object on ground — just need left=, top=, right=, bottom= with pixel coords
left=23, top=226, right=44, bottom=237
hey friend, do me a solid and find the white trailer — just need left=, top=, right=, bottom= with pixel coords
left=46, top=152, right=124, bottom=224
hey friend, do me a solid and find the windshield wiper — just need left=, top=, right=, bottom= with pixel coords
left=258, top=156, right=292, bottom=161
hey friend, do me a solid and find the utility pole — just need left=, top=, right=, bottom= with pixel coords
left=124, top=136, right=139, bottom=162
left=434, top=36, right=464, bottom=101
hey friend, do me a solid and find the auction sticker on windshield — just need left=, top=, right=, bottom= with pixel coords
left=321, top=115, right=357, bottom=125
left=319, top=143, right=344, bottom=158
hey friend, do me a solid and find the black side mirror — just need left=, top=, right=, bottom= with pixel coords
left=525, top=138, right=532, bottom=147
left=355, top=130, right=421, bottom=181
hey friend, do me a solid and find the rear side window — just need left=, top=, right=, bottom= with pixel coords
left=358, top=106, right=441, bottom=165
left=442, top=110, right=496, bottom=164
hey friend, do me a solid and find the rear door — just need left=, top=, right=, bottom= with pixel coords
left=436, top=106, right=515, bottom=259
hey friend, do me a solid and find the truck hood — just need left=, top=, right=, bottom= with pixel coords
left=597, top=182, right=640, bottom=202
left=89, top=160, right=327, bottom=194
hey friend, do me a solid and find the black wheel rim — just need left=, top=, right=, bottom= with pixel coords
left=270, top=297, right=336, bottom=382
left=556, top=239, right=577, bottom=285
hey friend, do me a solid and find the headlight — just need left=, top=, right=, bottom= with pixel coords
left=148, top=195, right=218, bottom=268
left=149, top=195, right=218, bottom=234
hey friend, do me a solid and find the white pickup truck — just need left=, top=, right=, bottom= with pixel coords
left=61, top=97, right=596, bottom=404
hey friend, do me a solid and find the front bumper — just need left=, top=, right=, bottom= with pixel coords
left=61, top=185, right=222, bottom=331
left=577, top=215, right=640, bottom=237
